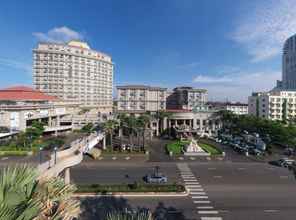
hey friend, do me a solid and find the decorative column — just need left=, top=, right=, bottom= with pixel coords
left=64, top=168, right=70, bottom=184
left=102, top=136, right=106, bottom=149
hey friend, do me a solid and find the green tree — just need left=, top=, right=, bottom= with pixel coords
left=0, top=165, right=80, bottom=220
left=80, top=123, right=94, bottom=134
left=103, top=120, right=119, bottom=148
left=137, top=113, right=152, bottom=149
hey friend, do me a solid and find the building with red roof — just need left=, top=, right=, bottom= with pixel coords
left=0, top=86, right=72, bottom=134
left=0, top=86, right=58, bottom=102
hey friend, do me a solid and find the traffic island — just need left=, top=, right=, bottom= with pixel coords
left=74, top=183, right=188, bottom=197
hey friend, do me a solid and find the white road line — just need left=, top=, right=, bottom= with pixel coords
left=197, top=206, right=214, bottom=209
left=213, top=176, right=222, bottom=178
left=238, top=167, right=245, bottom=170
left=198, top=211, right=219, bottom=214
left=192, top=196, right=208, bottom=199
left=200, top=217, right=222, bottom=220
left=208, top=168, right=217, bottom=170
left=185, top=183, right=201, bottom=186
left=184, top=179, right=199, bottom=182
left=193, top=200, right=210, bottom=204
left=190, top=188, right=204, bottom=191
left=280, top=176, right=289, bottom=179
left=187, top=185, right=202, bottom=188
left=183, top=177, right=197, bottom=180
left=181, top=175, right=195, bottom=178
left=264, top=210, right=279, bottom=213
left=190, top=192, right=206, bottom=195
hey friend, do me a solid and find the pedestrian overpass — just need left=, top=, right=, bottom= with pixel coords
left=37, top=131, right=105, bottom=183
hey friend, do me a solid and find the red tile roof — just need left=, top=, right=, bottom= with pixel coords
left=0, top=86, right=58, bottom=101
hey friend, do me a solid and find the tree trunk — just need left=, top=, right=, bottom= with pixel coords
left=110, top=131, right=113, bottom=149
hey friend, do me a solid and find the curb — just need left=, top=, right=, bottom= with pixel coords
left=74, top=189, right=189, bottom=198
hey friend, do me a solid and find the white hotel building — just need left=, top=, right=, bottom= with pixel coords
left=33, top=40, right=114, bottom=113
left=248, top=91, right=296, bottom=121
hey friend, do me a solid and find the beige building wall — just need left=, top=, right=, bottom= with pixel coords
left=117, top=85, right=167, bottom=112
left=33, top=40, right=113, bottom=113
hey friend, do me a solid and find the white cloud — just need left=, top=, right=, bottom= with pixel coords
left=232, top=0, right=296, bottom=62
left=33, top=26, right=84, bottom=43
left=193, top=71, right=281, bottom=102
left=0, top=57, right=31, bottom=74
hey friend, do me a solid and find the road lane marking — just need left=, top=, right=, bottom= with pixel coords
left=201, top=217, right=222, bottom=220
left=264, top=210, right=279, bottom=213
left=213, top=176, right=222, bottom=178
left=187, top=185, right=202, bottom=188
left=280, top=176, right=289, bottom=179
left=197, top=206, right=214, bottom=209
left=190, top=191, right=206, bottom=195
left=238, top=168, right=245, bottom=170
left=184, top=179, right=199, bottom=182
left=192, top=196, right=208, bottom=199
left=193, top=200, right=210, bottom=204
left=190, top=188, right=204, bottom=191
left=198, top=211, right=219, bottom=214
left=1, top=157, right=8, bottom=160
left=112, top=157, right=117, bottom=160
left=190, top=192, right=206, bottom=195
left=208, top=168, right=217, bottom=170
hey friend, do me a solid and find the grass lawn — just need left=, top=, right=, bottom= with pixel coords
left=199, top=143, right=222, bottom=155
left=166, top=140, right=190, bottom=155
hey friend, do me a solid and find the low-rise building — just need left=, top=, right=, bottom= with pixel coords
left=164, top=104, right=221, bottom=137
left=116, top=85, right=167, bottom=113
left=0, top=86, right=73, bottom=135
left=166, top=87, right=207, bottom=110
left=248, top=90, right=296, bottom=121
left=208, top=102, right=248, bottom=115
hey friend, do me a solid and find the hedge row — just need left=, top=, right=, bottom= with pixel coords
left=76, top=183, right=185, bottom=193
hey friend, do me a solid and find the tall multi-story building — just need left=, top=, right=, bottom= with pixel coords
left=282, top=34, right=296, bottom=90
left=33, top=40, right=114, bottom=113
left=248, top=91, right=296, bottom=121
left=166, top=87, right=207, bottom=110
left=116, top=85, right=167, bottom=113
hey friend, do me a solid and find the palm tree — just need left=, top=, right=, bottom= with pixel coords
left=0, top=165, right=80, bottom=220
left=0, top=165, right=40, bottom=220
left=137, top=113, right=152, bottom=149
left=103, top=120, right=119, bottom=149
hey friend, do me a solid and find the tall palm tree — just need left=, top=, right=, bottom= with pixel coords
left=137, top=113, right=152, bottom=149
left=103, top=119, right=119, bottom=149
left=0, top=165, right=80, bottom=220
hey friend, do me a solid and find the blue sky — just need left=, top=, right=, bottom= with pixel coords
left=0, top=0, right=295, bottom=101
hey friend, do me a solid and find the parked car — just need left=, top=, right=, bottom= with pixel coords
left=249, top=148, right=263, bottom=156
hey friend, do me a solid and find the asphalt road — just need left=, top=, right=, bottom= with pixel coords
left=73, top=160, right=296, bottom=220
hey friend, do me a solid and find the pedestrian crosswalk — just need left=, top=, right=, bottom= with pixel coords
left=177, top=163, right=223, bottom=220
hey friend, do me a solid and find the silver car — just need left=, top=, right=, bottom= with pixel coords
left=144, top=174, right=168, bottom=183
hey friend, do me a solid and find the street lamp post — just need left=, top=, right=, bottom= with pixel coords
left=39, top=147, right=43, bottom=164
left=54, top=147, right=58, bottom=165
